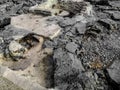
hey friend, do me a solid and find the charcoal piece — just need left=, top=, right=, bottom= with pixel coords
left=30, top=9, right=51, bottom=16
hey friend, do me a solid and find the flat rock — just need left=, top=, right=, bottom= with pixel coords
left=65, top=42, right=78, bottom=53
left=11, top=14, right=61, bottom=39
left=86, top=0, right=109, bottom=5
left=107, top=60, right=120, bottom=84
left=0, top=65, right=47, bottom=90
left=59, top=18, right=76, bottom=27
left=105, top=11, right=120, bottom=20
left=0, top=76, right=23, bottom=90
left=74, top=22, right=86, bottom=34
left=68, top=53, right=85, bottom=71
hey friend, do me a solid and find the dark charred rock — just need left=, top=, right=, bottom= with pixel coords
left=30, top=9, right=51, bottom=16
left=0, top=0, right=120, bottom=90
left=2, top=25, right=30, bottom=39
left=9, top=4, right=24, bottom=15
left=86, top=0, right=109, bottom=5
left=0, top=17, right=11, bottom=28
left=85, top=21, right=102, bottom=38
left=98, top=18, right=118, bottom=30
left=109, top=11, right=120, bottom=20
left=103, top=69, right=120, bottom=90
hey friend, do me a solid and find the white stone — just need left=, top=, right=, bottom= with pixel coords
left=8, top=41, right=27, bottom=59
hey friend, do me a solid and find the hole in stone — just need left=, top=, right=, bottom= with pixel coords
left=19, top=34, right=39, bottom=49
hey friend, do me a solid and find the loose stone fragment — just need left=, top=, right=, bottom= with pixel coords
left=74, top=22, right=86, bottom=34
left=29, top=0, right=59, bottom=16
left=68, top=53, right=85, bottom=71
left=65, top=42, right=78, bottom=53
left=107, top=60, right=120, bottom=84
left=8, top=40, right=27, bottom=61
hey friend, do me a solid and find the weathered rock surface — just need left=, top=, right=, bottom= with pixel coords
left=106, top=11, right=120, bottom=20
left=8, top=40, right=27, bottom=60
left=0, top=65, right=47, bottom=90
left=44, top=0, right=120, bottom=90
left=0, top=0, right=120, bottom=90
left=0, top=76, right=23, bottom=90
left=0, top=35, right=54, bottom=90
left=11, top=14, right=61, bottom=39
left=107, top=60, right=120, bottom=84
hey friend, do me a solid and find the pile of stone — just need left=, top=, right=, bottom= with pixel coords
left=44, top=0, right=120, bottom=90
left=0, top=0, right=120, bottom=90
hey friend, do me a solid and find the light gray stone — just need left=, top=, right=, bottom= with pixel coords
left=65, top=42, right=78, bottom=53
left=11, top=14, right=61, bottom=39
left=107, top=60, right=120, bottom=84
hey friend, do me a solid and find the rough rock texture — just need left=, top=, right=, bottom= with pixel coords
left=44, top=0, right=120, bottom=90
left=0, top=0, right=120, bottom=90
left=107, top=60, right=120, bottom=84
left=11, top=14, right=61, bottom=39
left=0, top=66, right=48, bottom=90
left=0, top=76, right=23, bottom=90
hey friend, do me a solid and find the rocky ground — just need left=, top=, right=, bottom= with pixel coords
left=0, top=0, right=120, bottom=90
